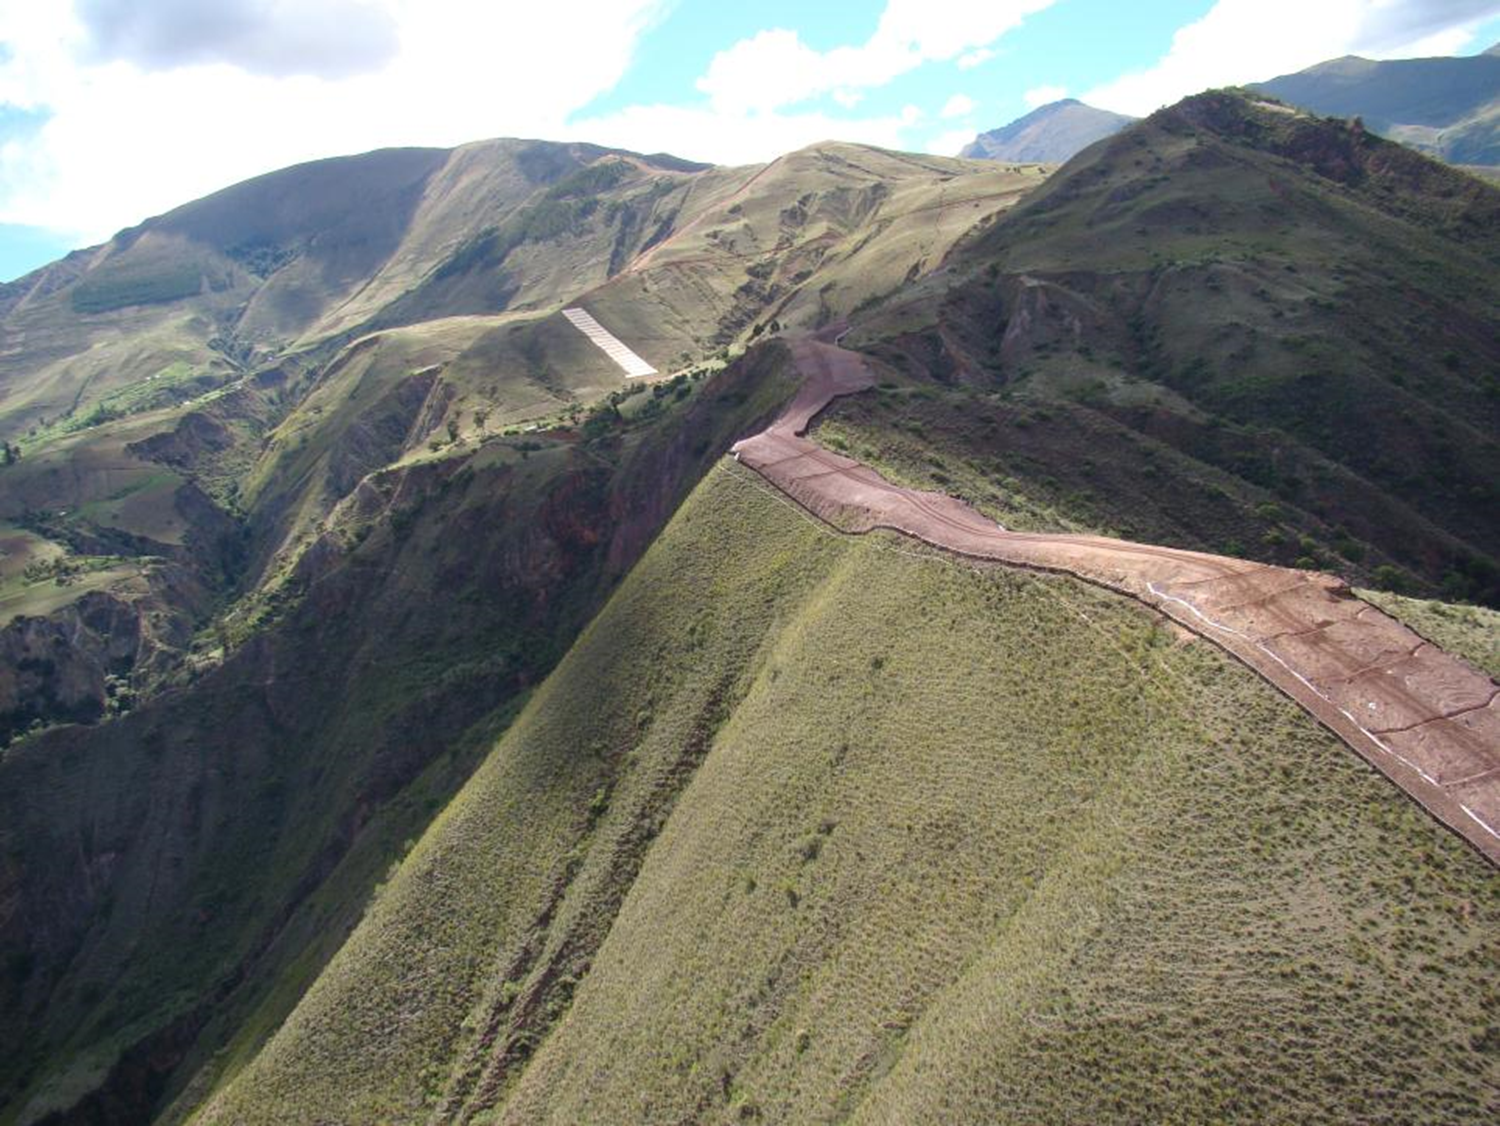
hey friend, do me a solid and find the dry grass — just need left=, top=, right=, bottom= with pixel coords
left=194, top=463, right=1499, bottom=1125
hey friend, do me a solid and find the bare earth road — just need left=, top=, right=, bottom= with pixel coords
left=733, top=333, right=1500, bottom=866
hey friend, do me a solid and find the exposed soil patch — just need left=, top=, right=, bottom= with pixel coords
left=733, top=332, right=1500, bottom=865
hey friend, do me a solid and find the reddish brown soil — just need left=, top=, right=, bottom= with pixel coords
left=733, top=334, right=1500, bottom=866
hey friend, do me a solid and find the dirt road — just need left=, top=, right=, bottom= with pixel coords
left=733, top=334, right=1500, bottom=865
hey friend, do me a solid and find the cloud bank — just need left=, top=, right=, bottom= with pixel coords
left=75, top=0, right=400, bottom=79
left=695, top=0, right=1057, bottom=114
left=0, top=0, right=668, bottom=240
left=1083, top=0, right=1500, bottom=116
left=0, top=0, right=1495, bottom=252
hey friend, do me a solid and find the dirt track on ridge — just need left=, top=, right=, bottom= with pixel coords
left=732, top=332, right=1500, bottom=866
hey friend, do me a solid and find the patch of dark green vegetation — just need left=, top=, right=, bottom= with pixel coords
left=543, top=159, right=630, bottom=201
left=433, top=159, right=639, bottom=283
left=226, top=241, right=299, bottom=279
left=71, top=266, right=204, bottom=314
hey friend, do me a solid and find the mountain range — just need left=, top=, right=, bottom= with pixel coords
left=961, top=42, right=1500, bottom=169
left=1254, top=41, right=1500, bottom=166
left=0, top=78, right=1497, bottom=1126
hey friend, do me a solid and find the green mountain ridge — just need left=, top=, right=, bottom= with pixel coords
left=0, top=137, right=1040, bottom=746
left=194, top=455, right=1498, bottom=1126
left=0, top=90, right=1496, bottom=1124
left=854, top=91, right=1500, bottom=605
left=0, top=137, right=1045, bottom=1123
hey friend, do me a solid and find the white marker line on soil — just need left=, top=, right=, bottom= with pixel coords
left=1147, top=582, right=1451, bottom=793
left=562, top=308, right=657, bottom=378
left=1459, top=803, right=1500, bottom=840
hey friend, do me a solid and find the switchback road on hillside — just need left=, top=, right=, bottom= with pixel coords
left=732, top=331, right=1500, bottom=866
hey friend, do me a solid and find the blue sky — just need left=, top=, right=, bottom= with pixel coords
left=2, top=0, right=1498, bottom=282
left=580, top=1, right=1212, bottom=132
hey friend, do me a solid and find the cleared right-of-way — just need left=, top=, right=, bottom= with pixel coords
left=733, top=332, right=1500, bottom=866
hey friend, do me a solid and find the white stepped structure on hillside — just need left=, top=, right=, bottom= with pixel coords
left=562, top=307, right=657, bottom=378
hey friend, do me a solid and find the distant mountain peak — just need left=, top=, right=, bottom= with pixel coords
left=961, top=99, right=1136, bottom=164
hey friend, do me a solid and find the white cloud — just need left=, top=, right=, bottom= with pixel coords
left=941, top=93, right=976, bottom=118
left=956, top=47, right=994, bottom=69
left=1082, top=0, right=1500, bottom=117
left=561, top=103, right=914, bottom=167
left=832, top=88, right=864, bottom=109
left=927, top=128, right=977, bottom=156
left=0, top=0, right=669, bottom=240
left=696, top=0, right=1056, bottom=113
left=75, top=0, right=399, bottom=79
left=561, top=98, right=933, bottom=170
left=1022, top=83, right=1067, bottom=108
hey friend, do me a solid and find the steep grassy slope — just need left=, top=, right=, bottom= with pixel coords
left=0, top=148, right=445, bottom=443
left=0, top=350, right=796, bottom=1126
left=7, top=102, right=1499, bottom=1126
left=195, top=462, right=1498, bottom=1126
left=854, top=91, right=1500, bottom=603
left=0, top=141, right=702, bottom=449
left=615, top=145, right=1048, bottom=336
left=0, top=138, right=1051, bottom=1121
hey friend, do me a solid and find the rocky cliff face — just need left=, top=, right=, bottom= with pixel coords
left=0, top=576, right=205, bottom=745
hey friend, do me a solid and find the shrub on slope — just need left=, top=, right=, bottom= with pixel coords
left=198, top=463, right=1498, bottom=1125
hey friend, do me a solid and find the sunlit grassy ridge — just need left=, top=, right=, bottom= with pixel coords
left=6, top=98, right=1500, bottom=1124
left=199, top=464, right=1498, bottom=1125
left=0, top=347, right=794, bottom=1125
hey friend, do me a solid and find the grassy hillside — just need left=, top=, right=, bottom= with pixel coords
left=854, top=91, right=1500, bottom=604
left=0, top=350, right=796, bottom=1126
left=195, top=462, right=1497, bottom=1125
left=0, top=136, right=1036, bottom=748
left=0, top=135, right=1053, bottom=1121
left=6, top=100, right=1499, bottom=1126
left=0, top=141, right=696, bottom=448
left=617, top=144, right=1048, bottom=336
left=2, top=139, right=1038, bottom=590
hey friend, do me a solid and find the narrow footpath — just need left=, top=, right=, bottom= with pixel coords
left=732, top=331, right=1500, bottom=866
